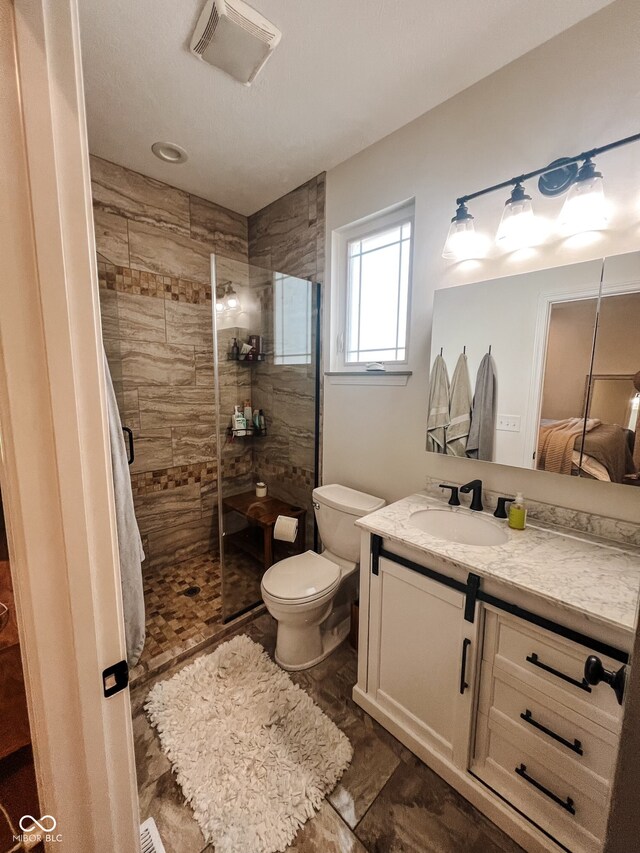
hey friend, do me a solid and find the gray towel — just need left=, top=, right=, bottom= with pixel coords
left=427, top=354, right=450, bottom=453
left=467, top=353, right=496, bottom=462
left=103, top=349, right=146, bottom=665
left=446, top=353, right=472, bottom=457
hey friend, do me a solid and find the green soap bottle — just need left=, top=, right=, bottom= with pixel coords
left=508, top=492, right=527, bottom=530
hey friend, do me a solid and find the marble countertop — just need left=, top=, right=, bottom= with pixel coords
left=356, top=492, right=640, bottom=634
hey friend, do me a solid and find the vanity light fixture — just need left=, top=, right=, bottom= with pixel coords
left=495, top=182, right=543, bottom=249
left=558, top=157, right=608, bottom=235
left=442, top=131, right=640, bottom=261
left=442, top=202, right=485, bottom=260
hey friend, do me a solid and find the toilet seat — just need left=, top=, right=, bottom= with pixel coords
left=261, top=551, right=340, bottom=604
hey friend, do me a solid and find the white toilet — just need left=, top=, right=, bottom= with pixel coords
left=261, top=484, right=385, bottom=671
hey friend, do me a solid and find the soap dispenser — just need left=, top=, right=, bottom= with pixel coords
left=508, top=492, right=527, bottom=530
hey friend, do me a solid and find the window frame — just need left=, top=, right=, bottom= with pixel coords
left=332, top=202, right=415, bottom=374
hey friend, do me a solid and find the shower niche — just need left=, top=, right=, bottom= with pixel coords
left=212, top=256, right=321, bottom=621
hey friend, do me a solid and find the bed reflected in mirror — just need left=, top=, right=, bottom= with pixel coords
left=538, top=290, right=640, bottom=486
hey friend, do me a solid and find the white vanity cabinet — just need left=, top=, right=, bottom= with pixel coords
left=365, top=554, right=477, bottom=766
left=472, top=608, right=624, bottom=853
left=355, top=529, right=630, bottom=853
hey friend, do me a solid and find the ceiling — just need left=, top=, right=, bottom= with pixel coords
left=78, top=0, right=613, bottom=216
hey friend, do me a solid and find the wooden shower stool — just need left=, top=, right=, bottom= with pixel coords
left=222, top=492, right=307, bottom=571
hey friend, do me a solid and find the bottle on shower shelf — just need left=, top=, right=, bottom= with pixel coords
left=230, top=337, right=239, bottom=360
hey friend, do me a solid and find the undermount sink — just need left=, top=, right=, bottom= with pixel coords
left=409, top=508, right=509, bottom=546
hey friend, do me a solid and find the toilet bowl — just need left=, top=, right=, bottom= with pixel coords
left=261, top=484, right=385, bottom=671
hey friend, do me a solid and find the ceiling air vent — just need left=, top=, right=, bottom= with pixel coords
left=190, top=0, right=281, bottom=86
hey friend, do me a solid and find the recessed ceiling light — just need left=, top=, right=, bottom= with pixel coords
left=151, top=141, right=188, bottom=164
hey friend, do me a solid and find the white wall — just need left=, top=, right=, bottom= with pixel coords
left=322, top=0, right=640, bottom=523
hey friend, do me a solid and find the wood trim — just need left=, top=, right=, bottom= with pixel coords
left=0, top=1, right=138, bottom=849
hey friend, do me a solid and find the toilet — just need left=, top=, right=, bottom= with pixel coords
left=261, top=484, right=385, bottom=671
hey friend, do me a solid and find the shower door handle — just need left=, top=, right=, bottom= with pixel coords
left=122, top=427, right=134, bottom=465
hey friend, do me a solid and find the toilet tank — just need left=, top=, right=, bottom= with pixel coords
left=313, top=484, right=385, bottom=564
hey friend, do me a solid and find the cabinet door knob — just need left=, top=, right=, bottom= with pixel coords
left=584, top=655, right=626, bottom=705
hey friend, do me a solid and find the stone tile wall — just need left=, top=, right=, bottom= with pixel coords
left=248, top=175, right=326, bottom=544
left=94, top=155, right=325, bottom=572
left=93, top=156, right=248, bottom=569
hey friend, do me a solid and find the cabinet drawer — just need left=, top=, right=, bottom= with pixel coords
left=483, top=610, right=624, bottom=731
left=479, top=666, right=618, bottom=796
left=473, top=712, right=606, bottom=853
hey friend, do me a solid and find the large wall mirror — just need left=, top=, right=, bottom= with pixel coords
left=427, top=251, right=640, bottom=488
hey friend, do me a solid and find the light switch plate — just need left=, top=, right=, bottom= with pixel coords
left=497, top=414, right=521, bottom=432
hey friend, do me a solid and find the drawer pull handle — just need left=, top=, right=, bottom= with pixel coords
left=520, top=709, right=583, bottom=755
left=526, top=652, right=591, bottom=693
left=515, top=763, right=576, bottom=815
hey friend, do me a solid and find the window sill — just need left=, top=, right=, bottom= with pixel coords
left=325, top=371, right=412, bottom=387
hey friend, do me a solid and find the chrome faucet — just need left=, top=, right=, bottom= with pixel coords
left=460, top=479, right=483, bottom=512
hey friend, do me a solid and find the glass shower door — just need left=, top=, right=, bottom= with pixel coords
left=212, top=255, right=320, bottom=622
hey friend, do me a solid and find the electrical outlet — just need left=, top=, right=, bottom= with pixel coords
left=497, top=414, right=521, bottom=432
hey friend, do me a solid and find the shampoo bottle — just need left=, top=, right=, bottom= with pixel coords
left=508, top=492, right=527, bottom=530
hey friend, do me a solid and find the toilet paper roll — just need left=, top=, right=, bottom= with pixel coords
left=273, top=515, right=299, bottom=543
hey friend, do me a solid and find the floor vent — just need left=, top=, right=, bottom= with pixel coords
left=140, top=817, right=166, bottom=853
left=183, top=585, right=201, bottom=597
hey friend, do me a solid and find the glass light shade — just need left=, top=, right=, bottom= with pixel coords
left=225, top=290, right=240, bottom=311
left=559, top=164, right=608, bottom=235
left=442, top=207, right=485, bottom=260
left=496, top=190, right=543, bottom=250
left=215, top=298, right=225, bottom=312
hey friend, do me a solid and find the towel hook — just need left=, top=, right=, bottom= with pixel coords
left=463, top=345, right=466, bottom=355
left=488, top=344, right=492, bottom=355
left=440, top=347, right=443, bottom=356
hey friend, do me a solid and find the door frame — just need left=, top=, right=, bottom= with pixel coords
left=0, top=0, right=139, bottom=849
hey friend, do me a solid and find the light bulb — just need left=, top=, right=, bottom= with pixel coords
left=223, top=285, right=241, bottom=311
left=559, top=158, right=608, bottom=235
left=496, top=183, right=544, bottom=250
left=442, top=203, right=486, bottom=261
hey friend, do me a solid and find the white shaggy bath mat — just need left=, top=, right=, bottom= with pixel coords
left=145, top=634, right=352, bottom=853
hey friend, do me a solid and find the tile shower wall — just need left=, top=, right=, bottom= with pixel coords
left=93, top=156, right=248, bottom=569
left=248, top=175, right=326, bottom=543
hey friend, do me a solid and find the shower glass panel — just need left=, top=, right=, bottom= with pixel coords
left=212, top=255, right=321, bottom=622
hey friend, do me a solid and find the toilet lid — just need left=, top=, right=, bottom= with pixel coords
left=262, top=551, right=340, bottom=602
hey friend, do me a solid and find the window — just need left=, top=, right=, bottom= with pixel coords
left=273, top=273, right=313, bottom=365
left=337, top=205, right=413, bottom=369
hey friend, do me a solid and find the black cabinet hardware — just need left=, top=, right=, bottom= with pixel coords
left=520, top=709, right=583, bottom=755
left=493, top=497, right=514, bottom=519
left=515, top=764, right=575, bottom=815
left=122, top=426, right=134, bottom=465
left=584, top=655, right=626, bottom=706
left=459, top=638, right=471, bottom=694
left=371, top=534, right=382, bottom=575
left=439, top=484, right=460, bottom=506
left=526, top=652, right=591, bottom=692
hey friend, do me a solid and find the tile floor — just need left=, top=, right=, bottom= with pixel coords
left=131, top=613, right=525, bottom=853
left=133, top=552, right=265, bottom=686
